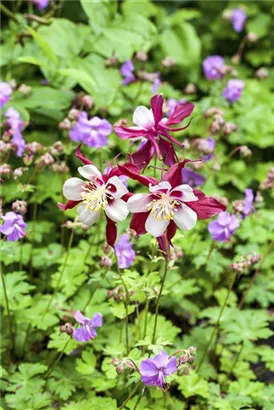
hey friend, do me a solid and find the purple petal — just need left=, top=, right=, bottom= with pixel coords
left=91, top=313, right=103, bottom=328
left=140, top=359, right=159, bottom=377
left=163, top=356, right=177, bottom=376
left=153, top=351, right=169, bottom=369
left=73, top=326, right=91, bottom=342
left=74, top=310, right=87, bottom=324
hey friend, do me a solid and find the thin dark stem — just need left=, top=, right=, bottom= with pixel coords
left=45, top=339, right=70, bottom=380
left=1, top=268, right=15, bottom=354
left=197, top=270, right=238, bottom=372
left=151, top=252, right=169, bottom=345
left=133, top=386, right=145, bottom=410
left=115, top=252, right=130, bottom=354
left=118, top=382, right=141, bottom=410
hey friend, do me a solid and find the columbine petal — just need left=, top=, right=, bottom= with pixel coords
left=77, top=204, right=100, bottom=225
left=105, top=199, right=128, bottom=222
left=149, top=181, right=172, bottom=193
left=173, top=203, right=197, bottom=230
left=150, top=94, right=164, bottom=124
left=106, top=176, right=128, bottom=198
left=170, top=184, right=198, bottom=202
left=127, top=193, right=150, bottom=213
left=145, top=213, right=170, bottom=237
left=63, top=177, right=85, bottom=200
left=133, top=106, right=155, bottom=129
left=78, top=165, right=102, bottom=180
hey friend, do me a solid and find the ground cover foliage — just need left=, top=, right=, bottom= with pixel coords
left=0, top=1, right=274, bottom=409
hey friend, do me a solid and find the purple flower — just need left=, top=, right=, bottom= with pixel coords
left=203, top=56, right=225, bottom=80
left=115, top=234, right=135, bottom=269
left=121, top=60, right=136, bottom=85
left=152, top=74, right=161, bottom=93
left=69, top=112, right=112, bottom=148
left=140, top=351, right=177, bottom=389
left=223, top=80, right=245, bottom=103
left=0, top=82, right=12, bottom=109
left=0, top=212, right=27, bottom=241
left=243, top=188, right=254, bottom=219
left=231, top=9, right=247, bottom=33
left=5, top=107, right=26, bottom=157
left=73, top=311, right=102, bottom=342
left=203, top=137, right=216, bottom=161
left=32, top=0, right=49, bottom=10
left=208, top=212, right=240, bottom=242
left=182, top=168, right=205, bottom=188
left=166, top=98, right=186, bottom=116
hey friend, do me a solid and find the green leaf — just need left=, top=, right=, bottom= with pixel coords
left=76, top=350, right=96, bottom=375
left=48, top=329, right=78, bottom=354
left=80, top=0, right=115, bottom=35
left=178, top=372, right=209, bottom=399
left=0, top=271, right=34, bottom=311
left=26, top=26, right=58, bottom=65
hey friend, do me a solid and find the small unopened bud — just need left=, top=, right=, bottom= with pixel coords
left=23, top=154, right=34, bottom=166
left=204, top=107, right=224, bottom=118
left=255, top=67, right=269, bottom=79
left=125, top=228, right=137, bottom=239
left=59, top=118, right=72, bottom=130
left=188, top=346, right=197, bottom=354
left=115, top=118, right=128, bottom=127
left=53, top=141, right=64, bottom=153
left=188, top=355, right=195, bottom=364
left=116, top=364, right=125, bottom=374
left=135, top=51, right=148, bottom=62
left=125, top=360, right=135, bottom=369
left=38, top=153, right=54, bottom=167
left=255, top=191, right=263, bottom=203
left=82, top=95, right=93, bottom=109
left=12, top=200, right=27, bottom=215
left=161, top=56, right=176, bottom=67
left=0, top=164, right=11, bottom=175
left=222, top=10, right=232, bottom=20
left=232, top=200, right=244, bottom=214
left=105, top=55, right=119, bottom=67
left=184, top=83, right=196, bottom=94
left=239, top=145, right=252, bottom=157
left=100, top=256, right=113, bottom=269
left=231, top=54, right=241, bottom=65
left=18, top=84, right=32, bottom=95
left=51, top=161, right=69, bottom=173
left=246, top=32, right=258, bottom=43
left=60, top=322, right=73, bottom=335
left=26, top=142, right=43, bottom=154
left=250, top=252, right=260, bottom=265
left=179, top=355, right=188, bottom=364
left=112, top=357, right=121, bottom=366
left=68, top=109, right=81, bottom=121
left=14, top=167, right=28, bottom=179
left=223, top=122, right=238, bottom=136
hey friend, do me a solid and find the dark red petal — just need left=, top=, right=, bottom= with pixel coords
left=157, top=234, right=168, bottom=258
left=166, top=102, right=195, bottom=126
left=118, top=163, right=158, bottom=187
left=167, top=221, right=177, bottom=243
left=130, top=212, right=149, bottom=235
left=75, top=144, right=93, bottom=165
left=159, top=138, right=177, bottom=167
left=187, top=189, right=226, bottom=219
left=162, top=159, right=195, bottom=188
left=150, top=94, right=164, bottom=124
left=162, top=119, right=192, bottom=133
left=129, top=140, right=155, bottom=170
left=122, top=192, right=134, bottom=202
left=106, top=216, right=117, bottom=247
left=159, top=128, right=182, bottom=147
left=114, top=126, right=148, bottom=140
left=58, top=200, right=81, bottom=211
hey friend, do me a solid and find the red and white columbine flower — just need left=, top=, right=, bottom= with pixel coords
left=58, top=146, right=129, bottom=246
left=119, top=161, right=226, bottom=253
left=114, top=94, right=194, bottom=169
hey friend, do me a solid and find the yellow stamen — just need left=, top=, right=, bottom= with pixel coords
left=147, top=193, right=180, bottom=221
left=81, top=184, right=109, bottom=212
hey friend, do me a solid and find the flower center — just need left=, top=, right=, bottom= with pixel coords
left=81, top=183, right=109, bottom=212
left=147, top=193, right=180, bottom=221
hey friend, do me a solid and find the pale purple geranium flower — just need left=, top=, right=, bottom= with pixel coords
left=0, top=82, right=12, bottom=109
left=5, top=107, right=26, bottom=157
left=0, top=212, right=27, bottom=241
left=69, top=112, right=112, bottom=148
left=115, top=234, right=135, bottom=269
left=73, top=311, right=103, bottom=342
left=121, top=60, right=135, bottom=85
left=223, top=80, right=245, bottom=103
left=140, top=351, right=177, bottom=389
left=203, top=137, right=216, bottom=161
left=166, top=98, right=186, bottom=116
left=32, top=0, right=49, bottom=10
left=152, top=74, right=161, bottom=93
left=182, top=168, right=205, bottom=188
left=231, top=9, right=247, bottom=33
left=243, top=188, right=254, bottom=219
left=203, top=56, right=225, bottom=80
left=208, top=211, right=240, bottom=242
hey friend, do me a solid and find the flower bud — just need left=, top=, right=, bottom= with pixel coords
left=13, top=167, right=27, bottom=179
left=59, top=118, right=72, bottom=130
left=112, top=357, right=121, bottom=366
left=239, top=145, right=252, bottom=157
left=38, top=153, right=54, bottom=167
left=116, top=364, right=125, bottom=374
left=161, top=56, right=176, bottom=67
left=100, top=255, right=113, bottom=269
left=0, top=164, right=11, bottom=175
left=250, top=252, right=260, bottom=265
left=255, top=191, right=263, bottom=203
left=187, top=355, right=195, bottom=364
left=82, top=95, right=93, bottom=109
left=179, top=354, right=188, bottom=364
left=18, top=84, right=32, bottom=95
left=246, top=32, right=258, bottom=43
left=60, top=322, right=73, bottom=335
left=103, top=243, right=111, bottom=253
left=51, top=161, right=69, bottom=173
left=105, top=55, right=119, bottom=66
left=184, top=83, right=197, bottom=94
left=188, top=346, right=197, bottom=354
left=23, top=154, right=34, bottom=166
left=12, top=200, right=27, bottom=215
left=223, top=122, right=238, bottom=136
left=135, top=51, right=148, bottom=62
left=115, top=118, right=127, bottom=127
left=26, top=142, right=44, bottom=154
left=53, top=141, right=64, bottom=152
left=204, top=107, right=224, bottom=118
left=255, top=67, right=269, bottom=79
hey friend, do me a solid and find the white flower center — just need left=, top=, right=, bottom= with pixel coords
left=81, top=183, right=109, bottom=212
left=147, top=193, right=180, bottom=221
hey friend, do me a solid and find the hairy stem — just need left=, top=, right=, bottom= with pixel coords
left=115, top=252, right=130, bottom=354
left=197, top=270, right=238, bottom=372
left=118, top=382, right=141, bottom=410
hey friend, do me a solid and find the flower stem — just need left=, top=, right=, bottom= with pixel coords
left=118, top=382, right=141, bottom=410
left=197, top=270, right=238, bottom=372
left=151, top=252, right=169, bottom=345
left=115, top=252, right=130, bottom=354
left=1, top=267, right=15, bottom=355
left=45, top=338, right=70, bottom=380
left=42, top=230, right=74, bottom=320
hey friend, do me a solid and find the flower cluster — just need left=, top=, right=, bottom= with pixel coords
left=0, top=82, right=12, bottom=108
left=69, top=112, right=112, bottom=148
left=5, top=108, right=26, bottom=157
left=0, top=211, right=27, bottom=241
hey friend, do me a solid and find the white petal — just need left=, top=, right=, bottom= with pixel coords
left=173, top=203, right=197, bottom=230
left=171, top=184, right=198, bottom=202
left=106, top=176, right=128, bottom=198
left=77, top=204, right=100, bottom=225
left=78, top=165, right=102, bottom=180
left=133, top=106, right=154, bottom=130
left=149, top=181, right=172, bottom=193
left=127, top=193, right=150, bottom=213
left=145, top=213, right=170, bottom=237
left=63, top=177, right=85, bottom=200
left=105, top=199, right=129, bottom=222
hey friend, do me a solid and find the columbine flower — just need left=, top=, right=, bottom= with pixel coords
left=231, top=9, right=247, bottom=33
left=5, top=108, right=26, bottom=157
left=121, top=60, right=136, bottom=85
left=114, top=94, right=194, bottom=169
left=73, top=311, right=102, bottom=342
left=223, top=80, right=245, bottom=103
left=119, top=161, right=225, bottom=252
left=115, top=234, right=135, bottom=269
left=32, top=0, right=49, bottom=10
left=182, top=168, right=205, bottom=188
left=202, top=56, right=225, bottom=80
left=69, top=112, right=112, bottom=148
left=58, top=146, right=129, bottom=246
left=243, top=188, right=254, bottom=219
left=140, top=351, right=177, bottom=389
left=208, top=211, right=240, bottom=242
left=0, top=211, right=27, bottom=241
left=0, top=82, right=12, bottom=108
